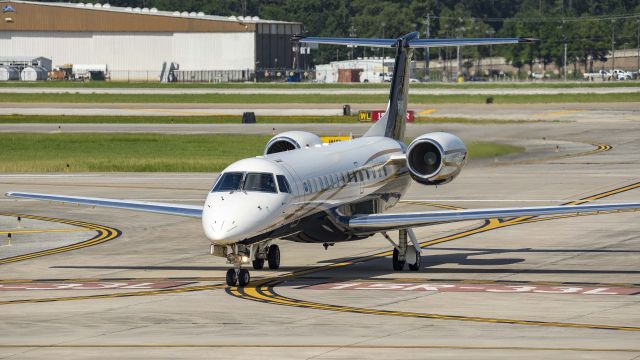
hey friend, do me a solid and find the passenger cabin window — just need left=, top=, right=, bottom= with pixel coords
left=212, top=172, right=244, bottom=192
left=243, top=173, right=277, bottom=193
left=276, top=175, right=292, bottom=194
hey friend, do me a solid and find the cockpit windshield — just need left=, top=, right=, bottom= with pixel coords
left=212, top=172, right=244, bottom=192
left=211, top=172, right=278, bottom=194
left=243, top=173, right=277, bottom=193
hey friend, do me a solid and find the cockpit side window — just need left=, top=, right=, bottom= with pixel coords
left=211, top=172, right=244, bottom=192
left=276, top=175, right=292, bottom=194
left=243, top=173, right=277, bottom=193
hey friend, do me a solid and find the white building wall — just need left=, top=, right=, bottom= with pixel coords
left=0, top=31, right=255, bottom=80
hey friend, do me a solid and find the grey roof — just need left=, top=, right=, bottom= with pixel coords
left=1, top=0, right=299, bottom=24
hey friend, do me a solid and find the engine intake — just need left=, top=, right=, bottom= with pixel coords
left=406, top=132, right=467, bottom=185
left=264, top=131, right=323, bottom=155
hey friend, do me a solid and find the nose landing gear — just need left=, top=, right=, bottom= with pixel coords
left=223, top=243, right=282, bottom=287
left=225, top=268, right=251, bottom=287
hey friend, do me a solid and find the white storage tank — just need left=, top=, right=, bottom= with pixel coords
left=0, top=66, right=20, bottom=81
left=20, top=66, right=48, bottom=81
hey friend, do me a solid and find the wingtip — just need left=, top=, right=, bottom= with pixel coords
left=520, top=37, right=539, bottom=43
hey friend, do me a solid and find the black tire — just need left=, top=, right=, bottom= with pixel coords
left=225, top=269, right=237, bottom=286
left=392, top=248, right=405, bottom=271
left=238, top=269, right=250, bottom=287
left=408, top=251, right=421, bottom=271
left=267, top=244, right=280, bottom=270
left=252, top=258, right=265, bottom=270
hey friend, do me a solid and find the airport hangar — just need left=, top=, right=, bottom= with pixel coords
left=0, top=0, right=303, bottom=81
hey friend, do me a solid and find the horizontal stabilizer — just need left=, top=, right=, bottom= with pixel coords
left=299, top=36, right=535, bottom=48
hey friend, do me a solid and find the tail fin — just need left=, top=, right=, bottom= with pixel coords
left=299, top=34, right=535, bottom=141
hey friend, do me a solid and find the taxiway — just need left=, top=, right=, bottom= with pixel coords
left=0, top=118, right=639, bottom=359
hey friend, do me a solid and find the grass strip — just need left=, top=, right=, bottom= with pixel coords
left=0, top=115, right=359, bottom=124
left=0, top=93, right=638, bottom=104
left=0, top=134, right=522, bottom=172
left=0, top=81, right=638, bottom=89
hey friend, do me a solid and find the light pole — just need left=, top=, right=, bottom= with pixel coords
left=381, top=22, right=386, bottom=80
left=611, top=20, right=616, bottom=71
left=487, top=28, right=495, bottom=80
left=349, top=25, right=357, bottom=61
left=636, top=20, right=639, bottom=72
left=562, top=21, right=567, bottom=82
left=424, top=14, right=430, bottom=81
left=456, top=22, right=465, bottom=79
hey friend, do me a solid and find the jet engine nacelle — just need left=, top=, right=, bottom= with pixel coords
left=264, top=131, right=323, bottom=155
left=406, top=132, right=467, bottom=185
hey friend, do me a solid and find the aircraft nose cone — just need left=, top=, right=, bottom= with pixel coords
left=202, top=192, right=283, bottom=244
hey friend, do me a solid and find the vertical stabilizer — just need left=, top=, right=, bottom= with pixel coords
left=363, top=32, right=418, bottom=141
left=298, top=34, right=532, bottom=142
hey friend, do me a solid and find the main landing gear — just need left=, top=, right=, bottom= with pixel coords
left=383, top=229, right=422, bottom=272
left=223, top=243, right=281, bottom=287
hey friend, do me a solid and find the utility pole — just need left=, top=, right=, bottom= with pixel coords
left=424, top=14, right=430, bottom=81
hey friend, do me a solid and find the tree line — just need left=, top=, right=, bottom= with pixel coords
left=37, top=0, right=640, bottom=72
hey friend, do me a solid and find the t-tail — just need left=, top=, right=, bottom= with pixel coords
left=299, top=33, right=535, bottom=141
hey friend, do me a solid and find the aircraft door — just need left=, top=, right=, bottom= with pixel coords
left=278, top=163, right=302, bottom=213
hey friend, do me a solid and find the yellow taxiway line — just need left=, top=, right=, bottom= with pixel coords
left=228, top=179, right=640, bottom=332
left=0, top=228, right=91, bottom=235
left=0, top=213, right=120, bottom=265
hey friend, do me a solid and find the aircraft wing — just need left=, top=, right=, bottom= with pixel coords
left=348, top=202, right=640, bottom=232
left=5, top=192, right=203, bottom=218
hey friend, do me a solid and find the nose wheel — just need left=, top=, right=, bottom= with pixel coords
left=226, top=268, right=251, bottom=287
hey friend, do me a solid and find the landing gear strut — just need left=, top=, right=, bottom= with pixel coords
left=219, top=242, right=282, bottom=287
left=383, top=229, right=421, bottom=272
left=222, top=244, right=252, bottom=287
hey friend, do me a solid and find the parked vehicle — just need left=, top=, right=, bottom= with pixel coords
left=583, top=70, right=611, bottom=81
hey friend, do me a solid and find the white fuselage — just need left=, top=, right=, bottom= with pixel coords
left=202, top=136, right=409, bottom=245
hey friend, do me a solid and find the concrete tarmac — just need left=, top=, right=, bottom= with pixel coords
left=2, top=102, right=640, bottom=122
left=0, top=119, right=639, bottom=359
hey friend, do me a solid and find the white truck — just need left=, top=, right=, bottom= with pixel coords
left=584, top=69, right=634, bottom=81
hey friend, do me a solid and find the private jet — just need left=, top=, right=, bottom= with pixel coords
left=7, top=32, right=640, bottom=287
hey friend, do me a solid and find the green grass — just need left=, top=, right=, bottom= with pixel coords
left=0, top=115, right=360, bottom=124
left=1, top=92, right=638, bottom=104
left=0, top=133, right=522, bottom=172
left=0, top=80, right=639, bottom=89
left=0, top=115, right=554, bottom=125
